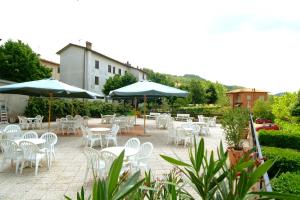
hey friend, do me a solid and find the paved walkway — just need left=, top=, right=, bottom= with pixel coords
left=0, top=118, right=225, bottom=200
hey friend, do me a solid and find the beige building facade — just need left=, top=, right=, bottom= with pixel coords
left=40, top=58, right=60, bottom=80
left=57, top=42, right=147, bottom=97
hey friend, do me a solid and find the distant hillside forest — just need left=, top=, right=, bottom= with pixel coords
left=142, top=68, right=241, bottom=106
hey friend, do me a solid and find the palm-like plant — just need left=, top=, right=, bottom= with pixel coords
left=161, top=138, right=300, bottom=200
left=65, top=150, right=144, bottom=200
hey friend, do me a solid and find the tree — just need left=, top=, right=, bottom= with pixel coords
left=0, top=39, right=51, bottom=82
left=102, top=73, right=137, bottom=96
left=291, top=90, right=300, bottom=120
left=142, top=68, right=175, bottom=86
left=214, top=82, right=230, bottom=106
left=253, top=99, right=274, bottom=120
left=188, top=80, right=207, bottom=104
left=206, top=84, right=218, bottom=104
left=272, top=92, right=297, bottom=122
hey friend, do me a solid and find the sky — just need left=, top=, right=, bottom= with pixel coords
left=1, top=0, right=300, bottom=94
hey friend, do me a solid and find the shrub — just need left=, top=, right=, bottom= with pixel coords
left=262, top=146, right=300, bottom=178
left=272, top=172, right=300, bottom=194
left=174, top=105, right=229, bottom=118
left=259, top=130, right=300, bottom=150
left=221, top=108, right=249, bottom=150
left=253, top=99, right=274, bottom=121
left=24, top=97, right=133, bottom=121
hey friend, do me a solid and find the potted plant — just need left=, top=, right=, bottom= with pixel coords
left=221, top=108, right=249, bottom=167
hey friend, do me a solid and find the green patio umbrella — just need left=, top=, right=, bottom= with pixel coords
left=0, top=78, right=103, bottom=129
left=109, top=80, right=189, bottom=133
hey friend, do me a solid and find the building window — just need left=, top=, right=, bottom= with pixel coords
left=57, top=67, right=60, bottom=73
left=113, top=66, right=115, bottom=74
left=237, top=95, right=241, bottom=103
left=259, top=96, right=265, bottom=101
left=95, top=76, right=99, bottom=85
left=125, top=70, right=127, bottom=74
left=95, top=60, right=99, bottom=69
left=247, top=95, right=252, bottom=100
left=108, top=65, right=111, bottom=73
left=118, top=68, right=121, bottom=75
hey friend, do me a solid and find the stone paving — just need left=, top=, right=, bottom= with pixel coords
left=0, top=118, right=225, bottom=200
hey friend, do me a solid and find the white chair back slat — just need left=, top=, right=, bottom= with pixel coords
left=23, top=131, right=38, bottom=139
left=124, top=138, right=140, bottom=151
left=3, top=125, right=22, bottom=140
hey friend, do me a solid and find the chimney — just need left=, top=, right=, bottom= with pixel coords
left=86, top=41, right=92, bottom=50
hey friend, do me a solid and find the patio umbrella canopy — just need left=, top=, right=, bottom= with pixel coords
left=109, top=80, right=188, bottom=98
left=0, top=78, right=102, bottom=98
left=109, top=80, right=189, bottom=133
left=0, top=78, right=103, bottom=129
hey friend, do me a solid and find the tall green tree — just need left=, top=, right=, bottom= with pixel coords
left=206, top=84, right=218, bottom=104
left=142, top=68, right=175, bottom=86
left=253, top=99, right=274, bottom=120
left=215, top=82, right=230, bottom=106
left=291, top=90, right=300, bottom=120
left=188, top=80, right=207, bottom=104
left=102, top=73, right=137, bottom=95
left=272, top=92, right=297, bottom=122
left=0, top=39, right=51, bottom=82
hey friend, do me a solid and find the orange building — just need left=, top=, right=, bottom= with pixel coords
left=227, top=88, right=268, bottom=111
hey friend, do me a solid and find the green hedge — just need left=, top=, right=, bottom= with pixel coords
left=272, top=172, right=300, bottom=194
left=24, top=97, right=133, bottom=121
left=262, top=146, right=300, bottom=178
left=174, top=105, right=229, bottom=118
left=259, top=130, right=300, bottom=150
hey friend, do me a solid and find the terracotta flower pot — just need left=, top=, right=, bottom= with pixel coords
left=227, top=147, right=248, bottom=168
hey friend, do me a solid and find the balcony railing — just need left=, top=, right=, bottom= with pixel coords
left=249, top=114, right=272, bottom=192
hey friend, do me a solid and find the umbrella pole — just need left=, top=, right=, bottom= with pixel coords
left=143, top=95, right=147, bottom=134
left=48, top=93, right=53, bottom=131
left=134, top=97, right=137, bottom=125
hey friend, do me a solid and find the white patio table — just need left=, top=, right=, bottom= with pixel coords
left=14, top=138, right=46, bottom=146
left=100, top=146, right=137, bottom=158
left=90, top=127, right=111, bottom=136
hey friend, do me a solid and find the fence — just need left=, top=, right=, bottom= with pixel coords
left=249, top=114, right=272, bottom=192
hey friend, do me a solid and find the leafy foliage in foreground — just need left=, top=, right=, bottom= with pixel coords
left=65, top=151, right=144, bottom=200
left=66, top=138, right=300, bottom=200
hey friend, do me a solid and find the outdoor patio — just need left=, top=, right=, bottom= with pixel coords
left=0, top=118, right=225, bottom=200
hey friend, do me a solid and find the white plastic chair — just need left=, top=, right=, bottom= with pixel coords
left=3, top=125, right=22, bottom=140
left=66, top=115, right=73, bottom=121
left=124, top=138, right=140, bottom=161
left=80, top=126, right=89, bottom=146
left=126, top=117, right=135, bottom=131
left=0, top=139, right=22, bottom=174
left=167, top=124, right=177, bottom=144
left=175, top=127, right=191, bottom=147
left=83, top=116, right=89, bottom=127
left=99, top=150, right=117, bottom=176
left=200, top=124, right=210, bottom=136
left=22, top=131, right=38, bottom=139
left=19, top=141, right=49, bottom=175
left=86, top=127, right=103, bottom=148
left=83, top=147, right=106, bottom=183
left=18, top=116, right=29, bottom=130
left=40, top=132, right=58, bottom=164
left=34, top=115, right=44, bottom=129
left=124, top=137, right=140, bottom=150
left=104, top=124, right=119, bottom=147
left=131, top=142, right=153, bottom=171
left=198, top=115, right=205, bottom=123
